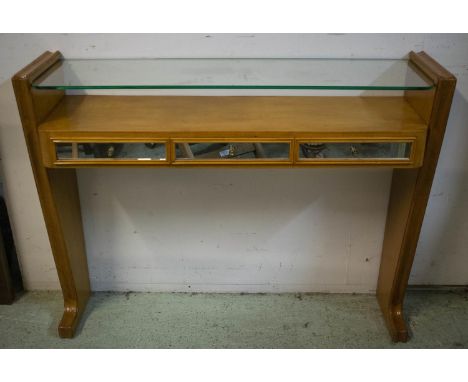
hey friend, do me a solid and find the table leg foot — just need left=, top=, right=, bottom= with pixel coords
left=379, top=300, right=409, bottom=343
left=58, top=292, right=90, bottom=339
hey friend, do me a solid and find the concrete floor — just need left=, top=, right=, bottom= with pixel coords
left=0, top=290, right=467, bottom=348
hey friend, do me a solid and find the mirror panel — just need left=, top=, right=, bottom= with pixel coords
left=298, top=141, right=412, bottom=161
left=175, top=142, right=291, bottom=161
left=55, top=142, right=167, bottom=161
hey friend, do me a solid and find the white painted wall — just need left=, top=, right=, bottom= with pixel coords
left=0, top=34, right=467, bottom=292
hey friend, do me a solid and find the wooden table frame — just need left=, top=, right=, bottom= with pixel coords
left=12, top=51, right=456, bottom=341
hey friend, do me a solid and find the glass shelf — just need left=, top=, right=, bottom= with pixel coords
left=32, top=58, right=433, bottom=90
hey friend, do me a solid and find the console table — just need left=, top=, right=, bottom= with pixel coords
left=12, top=51, right=456, bottom=342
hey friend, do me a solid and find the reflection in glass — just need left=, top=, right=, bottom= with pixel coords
left=175, top=142, right=290, bottom=160
left=56, top=142, right=166, bottom=160
left=298, top=142, right=411, bottom=160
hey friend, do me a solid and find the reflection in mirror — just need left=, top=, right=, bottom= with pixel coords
left=298, top=142, right=412, bottom=160
left=175, top=142, right=290, bottom=160
left=56, top=142, right=166, bottom=160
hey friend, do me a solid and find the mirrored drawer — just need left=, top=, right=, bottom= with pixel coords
left=297, top=141, right=413, bottom=163
left=174, top=142, right=291, bottom=163
left=54, top=142, right=167, bottom=162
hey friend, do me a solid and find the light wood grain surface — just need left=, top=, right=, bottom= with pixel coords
left=39, top=95, right=427, bottom=136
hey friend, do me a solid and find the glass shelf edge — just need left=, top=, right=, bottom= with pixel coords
left=32, top=85, right=434, bottom=91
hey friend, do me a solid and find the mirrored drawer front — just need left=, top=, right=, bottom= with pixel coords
left=298, top=141, right=412, bottom=161
left=175, top=142, right=291, bottom=161
left=55, top=142, right=167, bottom=161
